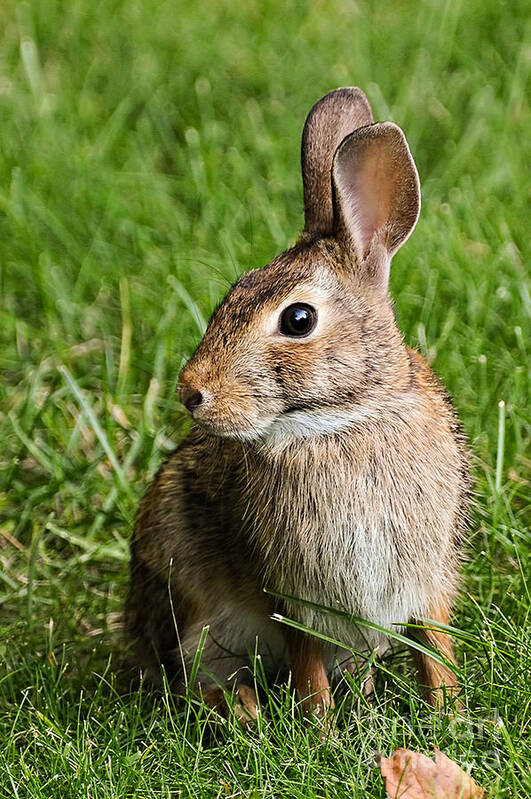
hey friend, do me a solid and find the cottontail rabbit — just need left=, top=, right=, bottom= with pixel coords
left=126, top=88, right=470, bottom=722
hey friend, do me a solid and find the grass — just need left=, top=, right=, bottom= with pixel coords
left=0, top=0, right=529, bottom=796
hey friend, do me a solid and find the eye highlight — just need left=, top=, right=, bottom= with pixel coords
left=279, top=303, right=317, bottom=337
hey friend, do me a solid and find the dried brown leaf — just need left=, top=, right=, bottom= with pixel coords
left=379, top=748, right=484, bottom=799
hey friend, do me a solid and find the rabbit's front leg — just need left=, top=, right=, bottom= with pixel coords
left=288, top=631, right=334, bottom=717
left=201, top=683, right=260, bottom=729
left=410, top=600, right=460, bottom=708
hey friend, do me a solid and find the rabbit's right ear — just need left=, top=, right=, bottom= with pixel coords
left=301, top=88, right=374, bottom=236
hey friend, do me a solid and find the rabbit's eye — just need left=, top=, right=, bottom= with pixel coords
left=279, top=303, right=317, bottom=337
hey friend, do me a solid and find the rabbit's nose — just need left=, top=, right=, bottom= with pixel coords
left=179, top=384, right=203, bottom=414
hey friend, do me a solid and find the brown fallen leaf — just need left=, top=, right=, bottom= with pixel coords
left=379, top=748, right=484, bottom=799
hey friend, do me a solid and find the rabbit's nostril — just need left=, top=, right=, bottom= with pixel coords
left=180, top=386, right=203, bottom=414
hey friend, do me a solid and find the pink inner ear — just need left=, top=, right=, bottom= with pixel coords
left=342, top=146, right=396, bottom=259
left=333, top=122, right=421, bottom=274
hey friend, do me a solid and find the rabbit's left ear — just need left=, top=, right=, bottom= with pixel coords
left=332, top=122, right=420, bottom=292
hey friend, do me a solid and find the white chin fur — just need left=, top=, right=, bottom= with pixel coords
left=218, top=427, right=265, bottom=442
left=202, top=424, right=264, bottom=442
left=262, top=407, right=374, bottom=442
left=203, top=407, right=374, bottom=443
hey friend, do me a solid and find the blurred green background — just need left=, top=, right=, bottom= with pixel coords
left=0, top=1, right=529, bottom=796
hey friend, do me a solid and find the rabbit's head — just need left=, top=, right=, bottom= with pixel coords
left=178, top=88, right=421, bottom=442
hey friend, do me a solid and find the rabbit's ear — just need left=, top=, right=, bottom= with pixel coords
left=302, top=88, right=373, bottom=236
left=332, top=122, right=420, bottom=292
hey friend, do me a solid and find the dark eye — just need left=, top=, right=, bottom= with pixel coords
left=279, top=303, right=317, bottom=337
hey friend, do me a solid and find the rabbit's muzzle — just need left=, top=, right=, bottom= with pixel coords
left=177, top=361, right=278, bottom=440
left=179, top=383, right=203, bottom=414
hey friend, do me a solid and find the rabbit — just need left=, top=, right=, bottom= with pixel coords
left=126, top=87, right=471, bottom=724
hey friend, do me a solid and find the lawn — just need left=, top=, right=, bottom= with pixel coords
left=0, top=0, right=529, bottom=796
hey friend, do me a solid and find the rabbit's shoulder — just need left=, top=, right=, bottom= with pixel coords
left=131, top=431, right=240, bottom=569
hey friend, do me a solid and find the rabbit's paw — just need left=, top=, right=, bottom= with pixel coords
left=201, top=683, right=259, bottom=729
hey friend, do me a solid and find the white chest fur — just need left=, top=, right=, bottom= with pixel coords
left=243, top=420, right=460, bottom=650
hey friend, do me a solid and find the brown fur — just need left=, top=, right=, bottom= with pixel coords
left=302, top=87, right=373, bottom=235
left=288, top=631, right=334, bottom=715
left=411, top=602, right=460, bottom=707
left=126, top=88, right=471, bottom=721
